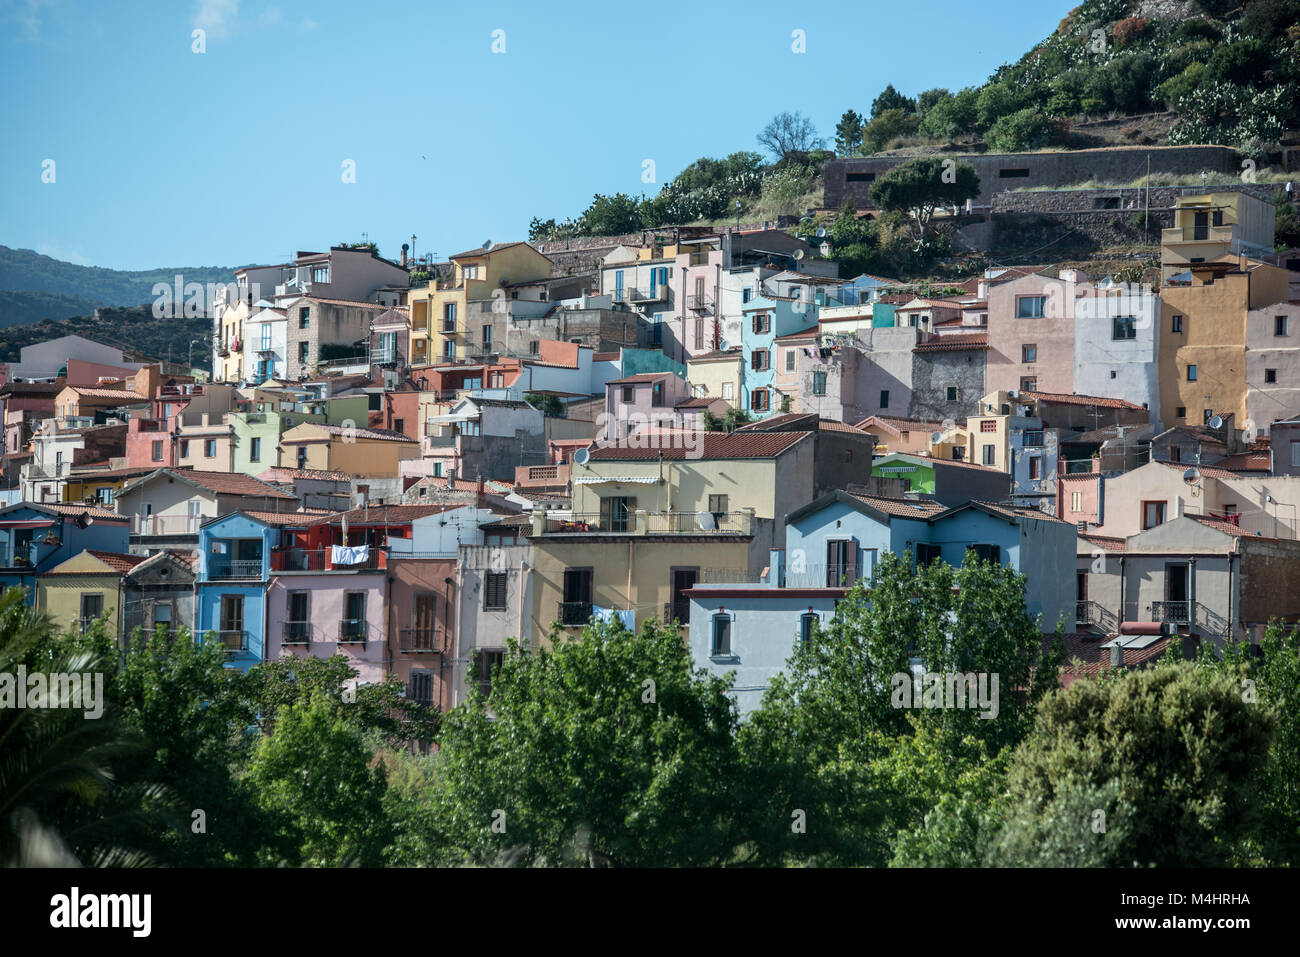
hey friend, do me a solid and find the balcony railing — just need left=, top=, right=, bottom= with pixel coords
left=270, top=548, right=385, bottom=571
left=282, top=621, right=310, bottom=644
left=1152, top=600, right=1191, bottom=625
left=644, top=511, right=746, bottom=534
left=401, top=627, right=440, bottom=652
left=1065, top=459, right=1095, bottom=474
left=338, top=619, right=368, bottom=642
left=557, top=601, right=592, bottom=626
left=626, top=286, right=667, bottom=303
left=1163, top=224, right=1234, bottom=243
left=1022, top=431, right=1044, bottom=447
left=218, top=629, right=248, bottom=652
left=208, top=559, right=264, bottom=580
left=1075, top=600, right=1120, bottom=633
left=687, top=294, right=712, bottom=310
left=132, top=514, right=202, bottom=536
left=541, top=510, right=751, bottom=535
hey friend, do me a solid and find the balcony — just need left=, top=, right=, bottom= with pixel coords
left=1074, top=600, right=1118, bottom=634
left=218, top=629, right=248, bottom=652
left=270, top=547, right=385, bottom=572
left=626, top=286, right=667, bottom=303
left=688, top=293, right=713, bottom=311
left=282, top=621, right=310, bottom=644
left=217, top=344, right=230, bottom=357
left=540, top=510, right=752, bottom=535
left=557, top=601, right=592, bottom=626
left=441, top=321, right=459, bottom=333
left=338, top=619, right=368, bottom=643
left=208, top=559, right=264, bottom=580
left=401, top=627, right=440, bottom=653
left=132, top=514, right=202, bottom=537
left=1162, top=224, right=1234, bottom=244
left=1152, top=600, right=1191, bottom=625
left=1022, top=431, right=1045, bottom=447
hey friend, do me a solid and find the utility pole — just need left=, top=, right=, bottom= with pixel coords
left=1144, top=154, right=1150, bottom=237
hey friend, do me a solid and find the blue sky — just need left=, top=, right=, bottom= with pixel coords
left=0, top=0, right=1070, bottom=271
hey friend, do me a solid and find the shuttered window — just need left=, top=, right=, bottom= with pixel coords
left=484, top=572, right=508, bottom=610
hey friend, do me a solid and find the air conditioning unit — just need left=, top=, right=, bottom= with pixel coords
left=1076, top=521, right=1088, bottom=533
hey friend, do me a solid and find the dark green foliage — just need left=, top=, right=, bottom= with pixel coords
left=871, top=84, right=916, bottom=118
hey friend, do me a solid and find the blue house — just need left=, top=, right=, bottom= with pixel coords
left=687, top=494, right=1076, bottom=713
left=195, top=510, right=302, bottom=672
left=740, top=293, right=821, bottom=416
left=0, top=503, right=130, bottom=603
left=835, top=273, right=900, bottom=306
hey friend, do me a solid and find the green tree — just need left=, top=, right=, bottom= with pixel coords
left=431, top=619, right=744, bottom=866
left=916, top=88, right=951, bottom=115
left=871, top=84, right=915, bottom=118
left=868, top=157, right=980, bottom=246
left=862, top=109, right=921, bottom=154
left=702, top=407, right=754, bottom=432
left=577, top=193, right=644, bottom=235
left=996, top=662, right=1272, bottom=866
left=756, top=111, right=824, bottom=162
left=525, top=392, right=564, bottom=417
left=987, top=108, right=1053, bottom=152
left=244, top=695, right=391, bottom=867
left=1276, top=198, right=1300, bottom=250
left=919, top=87, right=979, bottom=139
left=834, top=109, right=865, bottom=155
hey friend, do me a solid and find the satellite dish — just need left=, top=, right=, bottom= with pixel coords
left=793, top=249, right=805, bottom=260
left=482, top=240, right=493, bottom=250
left=498, top=277, right=510, bottom=287
left=1045, top=432, right=1058, bottom=447
left=719, top=339, right=730, bottom=351
left=1183, top=467, right=1200, bottom=485
left=930, top=431, right=944, bottom=444
left=815, top=227, right=827, bottom=238
left=696, top=510, right=716, bottom=531
left=1208, top=415, right=1224, bottom=429
left=572, top=447, right=590, bottom=466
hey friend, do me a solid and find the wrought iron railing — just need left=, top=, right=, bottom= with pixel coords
left=282, top=621, right=310, bottom=644
left=557, top=601, right=592, bottom=626
left=338, top=618, right=368, bottom=642
left=401, top=627, right=439, bottom=652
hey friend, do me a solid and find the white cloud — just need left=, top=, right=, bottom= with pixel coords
left=193, top=0, right=238, bottom=40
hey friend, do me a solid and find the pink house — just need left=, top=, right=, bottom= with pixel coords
left=674, top=247, right=725, bottom=363
left=264, top=571, right=386, bottom=685
left=985, top=271, right=1081, bottom=396
left=602, top=371, right=691, bottom=441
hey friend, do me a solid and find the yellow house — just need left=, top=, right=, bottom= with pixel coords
left=686, top=349, right=744, bottom=408
left=214, top=299, right=255, bottom=382
left=407, top=242, right=552, bottom=368
left=278, top=422, right=421, bottom=476
left=36, top=549, right=145, bottom=638
left=1158, top=259, right=1290, bottom=428
left=1160, top=192, right=1277, bottom=280
left=62, top=465, right=159, bottom=508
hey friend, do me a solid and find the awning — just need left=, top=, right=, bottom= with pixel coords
left=572, top=476, right=660, bottom=485
left=0, top=519, right=57, bottom=529
left=424, top=413, right=477, bottom=423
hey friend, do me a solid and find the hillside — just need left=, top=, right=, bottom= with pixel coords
left=0, top=307, right=212, bottom=372
left=0, top=245, right=237, bottom=323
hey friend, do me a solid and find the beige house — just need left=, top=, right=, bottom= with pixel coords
left=278, top=422, right=421, bottom=476
left=686, top=349, right=744, bottom=407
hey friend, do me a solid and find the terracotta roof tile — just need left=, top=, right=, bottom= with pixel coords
left=124, top=468, right=296, bottom=500
left=913, top=334, right=988, bottom=352
left=83, top=550, right=148, bottom=573
left=1022, top=390, right=1144, bottom=412
left=847, top=494, right=946, bottom=518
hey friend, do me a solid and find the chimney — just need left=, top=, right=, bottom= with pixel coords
left=1110, top=643, right=1123, bottom=667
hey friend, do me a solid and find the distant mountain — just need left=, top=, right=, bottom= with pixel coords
left=0, top=307, right=212, bottom=372
left=0, top=245, right=238, bottom=325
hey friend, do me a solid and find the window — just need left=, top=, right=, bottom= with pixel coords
left=1071, top=491, right=1082, bottom=512
left=1187, top=365, right=1197, bottom=381
left=152, top=602, right=172, bottom=634
left=151, top=440, right=163, bottom=462
left=342, top=592, right=367, bottom=640
left=1277, top=315, right=1289, bottom=337
left=1112, top=316, right=1137, bottom=340
left=694, top=318, right=704, bottom=351
left=1266, top=369, right=1278, bottom=384
left=220, top=595, right=244, bottom=649
left=752, top=313, right=770, bottom=334
left=1170, top=446, right=1182, bottom=463
left=482, top=325, right=493, bottom=348
left=476, top=650, right=504, bottom=696
left=299, top=307, right=310, bottom=329
left=443, top=339, right=456, bottom=360
left=982, top=444, right=996, bottom=465
left=484, top=572, right=508, bottom=610
left=846, top=171, right=876, bottom=182
left=529, top=340, right=540, bottom=355
left=998, top=167, right=1030, bottom=178
left=951, top=446, right=964, bottom=461
left=180, top=439, right=190, bottom=458
left=946, top=386, right=958, bottom=402
left=879, top=389, right=890, bottom=409
left=799, top=613, right=818, bottom=648
left=443, top=302, right=457, bottom=325
left=408, top=670, right=435, bottom=707
left=722, top=382, right=734, bottom=401
left=312, top=266, right=329, bottom=284
left=462, top=264, right=479, bottom=280
left=711, top=615, right=732, bottom=657
left=600, top=496, right=637, bottom=532
left=296, top=446, right=308, bottom=469
left=742, top=287, right=753, bottom=303
left=1142, top=500, right=1166, bottom=529
left=1016, top=296, right=1046, bottom=318
left=980, top=419, right=997, bottom=433
left=1203, top=409, right=1214, bottom=424
left=916, top=543, right=942, bottom=566
left=785, top=350, right=795, bottom=372
left=752, top=388, right=769, bottom=412
left=621, top=385, right=634, bottom=403
left=286, top=591, right=310, bottom=642
left=1171, top=314, right=1183, bottom=333
left=751, top=349, right=769, bottom=371
left=1029, top=456, right=1041, bottom=480
left=299, top=342, right=310, bottom=364
left=1020, top=377, right=1037, bottom=392
left=708, top=494, right=729, bottom=516
left=1022, top=344, right=1037, bottom=362
left=1292, top=441, right=1300, bottom=468
left=1176, top=406, right=1186, bottom=419
left=651, top=382, right=664, bottom=407
left=967, top=544, right=1001, bottom=564
left=561, top=568, right=594, bottom=624
left=205, top=439, right=217, bottom=458
left=827, top=539, right=857, bottom=586
left=812, top=371, right=827, bottom=396
left=79, top=593, right=104, bottom=631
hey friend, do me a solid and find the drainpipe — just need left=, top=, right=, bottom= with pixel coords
left=1227, top=551, right=1236, bottom=643
left=1118, top=555, right=1126, bottom=626
left=442, top=574, right=455, bottom=711
left=1188, top=557, right=1196, bottom=634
